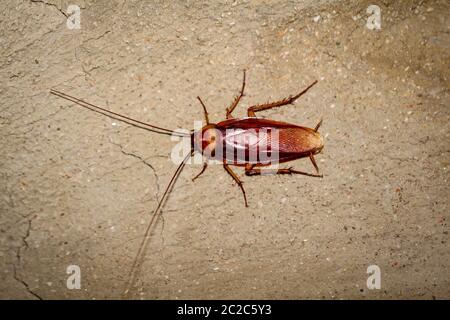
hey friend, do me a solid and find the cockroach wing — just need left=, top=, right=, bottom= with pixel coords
left=216, top=117, right=323, bottom=165
left=221, top=127, right=272, bottom=165
left=277, top=127, right=323, bottom=155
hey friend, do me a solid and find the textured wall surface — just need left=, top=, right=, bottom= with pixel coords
left=1, top=0, right=449, bottom=299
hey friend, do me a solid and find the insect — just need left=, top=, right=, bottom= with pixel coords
left=50, top=70, right=324, bottom=297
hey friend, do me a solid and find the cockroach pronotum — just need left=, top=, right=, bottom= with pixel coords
left=50, top=70, right=324, bottom=297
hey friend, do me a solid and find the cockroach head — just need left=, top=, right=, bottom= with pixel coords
left=191, top=124, right=220, bottom=156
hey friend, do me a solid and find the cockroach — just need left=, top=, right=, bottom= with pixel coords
left=50, top=70, right=324, bottom=297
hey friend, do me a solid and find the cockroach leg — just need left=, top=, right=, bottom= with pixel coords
left=247, top=80, right=318, bottom=117
left=196, top=96, right=210, bottom=124
left=284, top=167, right=323, bottom=178
left=223, top=163, right=248, bottom=207
left=309, top=154, right=320, bottom=174
left=245, top=164, right=323, bottom=178
left=314, top=118, right=323, bottom=132
left=192, top=162, right=208, bottom=182
left=226, top=69, right=246, bottom=119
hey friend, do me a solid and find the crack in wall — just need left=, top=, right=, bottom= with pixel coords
left=110, top=141, right=161, bottom=202
left=7, top=106, right=66, bottom=136
left=30, top=0, right=68, bottom=18
left=110, top=141, right=168, bottom=249
left=82, top=30, right=112, bottom=45
left=1, top=28, right=57, bottom=67
left=13, top=216, right=42, bottom=300
left=74, top=47, right=99, bottom=82
left=73, top=30, right=111, bottom=80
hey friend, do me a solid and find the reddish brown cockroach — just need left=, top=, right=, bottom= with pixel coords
left=50, top=70, right=324, bottom=297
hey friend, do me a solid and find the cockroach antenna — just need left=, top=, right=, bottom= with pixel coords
left=50, top=89, right=189, bottom=137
